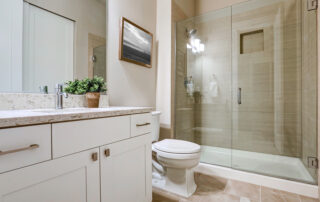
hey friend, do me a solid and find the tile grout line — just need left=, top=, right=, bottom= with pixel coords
left=259, top=185, right=261, bottom=202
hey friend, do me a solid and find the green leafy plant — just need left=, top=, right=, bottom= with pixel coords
left=64, top=76, right=107, bottom=94
left=88, top=76, right=107, bottom=93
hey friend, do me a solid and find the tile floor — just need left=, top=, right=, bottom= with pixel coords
left=152, top=173, right=318, bottom=202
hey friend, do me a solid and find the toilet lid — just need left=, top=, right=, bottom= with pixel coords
left=153, top=139, right=200, bottom=154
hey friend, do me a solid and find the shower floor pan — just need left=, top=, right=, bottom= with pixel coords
left=200, top=145, right=315, bottom=184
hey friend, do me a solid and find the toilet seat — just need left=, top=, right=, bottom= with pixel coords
left=153, top=139, right=201, bottom=154
left=152, top=139, right=201, bottom=160
left=153, top=147, right=200, bottom=160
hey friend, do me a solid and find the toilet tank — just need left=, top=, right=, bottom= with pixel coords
left=151, top=111, right=161, bottom=142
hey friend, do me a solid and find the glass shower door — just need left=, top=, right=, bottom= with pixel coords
left=231, top=0, right=317, bottom=184
left=175, top=7, right=233, bottom=168
left=93, top=45, right=107, bottom=81
left=174, top=0, right=317, bottom=184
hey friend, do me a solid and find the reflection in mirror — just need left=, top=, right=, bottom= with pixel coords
left=89, top=34, right=107, bottom=82
left=23, top=4, right=74, bottom=93
left=0, top=0, right=107, bottom=93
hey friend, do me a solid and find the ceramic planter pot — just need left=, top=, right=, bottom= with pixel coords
left=86, top=92, right=100, bottom=108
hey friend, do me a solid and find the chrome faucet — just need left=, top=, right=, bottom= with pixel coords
left=55, top=84, right=68, bottom=109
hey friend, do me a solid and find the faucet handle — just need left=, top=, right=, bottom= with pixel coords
left=55, top=83, right=64, bottom=91
left=55, top=83, right=63, bottom=88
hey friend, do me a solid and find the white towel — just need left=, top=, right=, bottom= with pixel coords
left=208, top=75, right=218, bottom=98
left=187, top=83, right=194, bottom=96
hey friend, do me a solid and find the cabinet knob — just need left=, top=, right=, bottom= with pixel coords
left=92, top=152, right=98, bottom=161
left=104, top=149, right=110, bottom=157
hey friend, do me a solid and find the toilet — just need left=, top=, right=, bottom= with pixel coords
left=151, top=111, right=201, bottom=197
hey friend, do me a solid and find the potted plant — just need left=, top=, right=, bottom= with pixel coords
left=85, top=77, right=107, bottom=108
left=64, top=76, right=107, bottom=108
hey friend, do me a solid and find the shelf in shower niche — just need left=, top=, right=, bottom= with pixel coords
left=240, top=29, right=264, bottom=54
left=176, top=108, right=193, bottom=111
left=192, top=127, right=223, bottom=133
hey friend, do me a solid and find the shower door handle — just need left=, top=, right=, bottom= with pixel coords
left=237, top=88, right=242, bottom=105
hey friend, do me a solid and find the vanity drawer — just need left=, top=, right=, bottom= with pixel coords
left=0, top=125, right=51, bottom=174
left=52, top=116, right=130, bottom=158
left=131, top=113, right=152, bottom=137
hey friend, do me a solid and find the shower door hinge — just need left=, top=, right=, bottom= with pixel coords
left=308, top=157, right=318, bottom=169
left=307, top=0, right=318, bottom=11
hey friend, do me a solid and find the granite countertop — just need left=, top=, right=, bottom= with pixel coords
left=0, top=107, right=153, bottom=128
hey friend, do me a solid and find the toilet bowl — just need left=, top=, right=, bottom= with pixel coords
left=152, top=139, right=201, bottom=197
left=151, top=112, right=201, bottom=197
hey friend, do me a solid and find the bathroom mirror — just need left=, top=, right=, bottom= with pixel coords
left=0, top=0, right=107, bottom=93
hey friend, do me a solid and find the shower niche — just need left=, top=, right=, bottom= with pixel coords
left=240, top=29, right=264, bottom=54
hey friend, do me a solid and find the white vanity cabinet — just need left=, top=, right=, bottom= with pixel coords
left=100, top=134, right=152, bottom=202
left=0, top=125, right=51, bottom=174
left=0, top=148, right=100, bottom=202
left=52, top=115, right=131, bottom=158
left=0, top=113, right=152, bottom=202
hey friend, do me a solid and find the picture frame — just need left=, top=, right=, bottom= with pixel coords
left=119, top=17, right=153, bottom=68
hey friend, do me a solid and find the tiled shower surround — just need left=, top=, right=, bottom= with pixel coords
left=174, top=0, right=317, bottom=183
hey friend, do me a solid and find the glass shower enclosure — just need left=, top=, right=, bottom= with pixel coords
left=175, top=0, right=318, bottom=184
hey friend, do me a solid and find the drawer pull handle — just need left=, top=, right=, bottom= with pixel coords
left=104, top=149, right=110, bottom=157
left=0, top=144, right=39, bottom=156
left=136, top=123, right=151, bottom=127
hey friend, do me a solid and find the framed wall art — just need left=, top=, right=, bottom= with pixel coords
left=119, top=17, right=153, bottom=68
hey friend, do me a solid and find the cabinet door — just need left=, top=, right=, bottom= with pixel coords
left=0, top=148, right=100, bottom=202
left=100, top=134, right=152, bottom=202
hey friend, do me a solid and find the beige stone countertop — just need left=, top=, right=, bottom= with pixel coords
left=0, top=107, right=153, bottom=128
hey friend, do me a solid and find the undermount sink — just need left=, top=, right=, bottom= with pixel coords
left=32, top=108, right=106, bottom=114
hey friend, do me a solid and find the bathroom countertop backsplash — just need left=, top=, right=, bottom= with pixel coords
left=0, top=93, right=109, bottom=110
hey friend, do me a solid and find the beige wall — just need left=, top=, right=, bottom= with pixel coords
left=25, top=0, right=106, bottom=80
left=107, top=0, right=157, bottom=107
left=156, top=0, right=172, bottom=127
left=195, top=0, right=248, bottom=15
left=174, top=0, right=195, bottom=19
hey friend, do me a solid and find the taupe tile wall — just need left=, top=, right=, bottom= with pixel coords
left=301, top=0, right=318, bottom=180
left=174, top=1, right=196, bottom=142
left=231, top=0, right=302, bottom=157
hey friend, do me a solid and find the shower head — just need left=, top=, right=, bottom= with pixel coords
left=186, top=28, right=197, bottom=38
